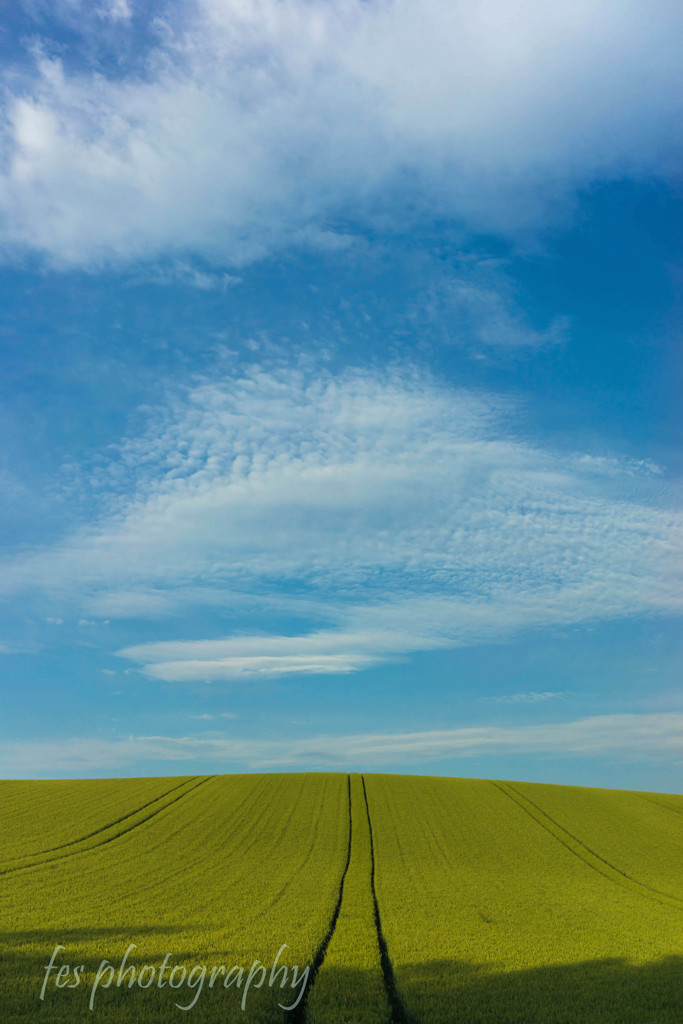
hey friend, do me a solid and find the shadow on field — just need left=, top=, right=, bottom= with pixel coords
left=388, top=954, right=683, bottom=1024
left=1, top=932, right=681, bottom=1023
left=0, top=927, right=300, bottom=1023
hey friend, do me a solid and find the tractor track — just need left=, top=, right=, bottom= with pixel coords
left=0, top=775, right=214, bottom=878
left=492, top=780, right=682, bottom=910
left=3, top=776, right=199, bottom=863
left=361, top=775, right=413, bottom=1024
left=292, top=774, right=353, bottom=1024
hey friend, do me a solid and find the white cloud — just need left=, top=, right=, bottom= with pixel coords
left=189, top=712, right=235, bottom=719
left=480, top=691, right=567, bottom=704
left=119, top=629, right=391, bottom=679
left=411, top=266, right=571, bottom=350
left=84, top=589, right=179, bottom=618
left=132, top=261, right=242, bottom=291
left=142, top=653, right=377, bottom=681
left=1, top=713, right=681, bottom=775
left=1, top=0, right=682, bottom=266
left=0, top=640, right=42, bottom=654
left=102, top=0, right=132, bottom=22
left=1, top=365, right=681, bottom=675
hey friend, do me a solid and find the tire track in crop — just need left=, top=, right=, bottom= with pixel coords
left=424, top=783, right=499, bottom=927
left=1, top=776, right=198, bottom=863
left=492, top=781, right=682, bottom=910
left=502, top=781, right=683, bottom=906
left=292, top=774, right=353, bottom=1024
left=200, top=776, right=306, bottom=919
left=362, top=775, right=413, bottom=1024
left=200, top=774, right=281, bottom=876
left=212, top=775, right=335, bottom=942
left=0, top=775, right=214, bottom=877
left=258, top=776, right=339, bottom=922
left=108, top=774, right=271, bottom=902
left=636, top=793, right=683, bottom=816
left=232, top=776, right=305, bottom=869
left=372, top=779, right=412, bottom=883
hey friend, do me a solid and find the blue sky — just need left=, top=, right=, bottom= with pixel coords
left=0, top=0, right=681, bottom=789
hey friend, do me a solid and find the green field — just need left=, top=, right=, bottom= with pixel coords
left=1, top=773, right=681, bottom=1023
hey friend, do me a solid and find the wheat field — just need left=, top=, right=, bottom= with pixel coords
left=1, top=773, right=681, bottom=1023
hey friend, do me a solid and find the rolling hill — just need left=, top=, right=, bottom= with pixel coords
left=1, top=773, right=681, bottom=1023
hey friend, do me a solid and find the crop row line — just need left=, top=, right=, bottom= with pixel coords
left=258, top=777, right=337, bottom=925
left=503, top=781, right=683, bottom=907
left=0, top=775, right=215, bottom=878
left=2, top=776, right=199, bottom=864
left=292, top=775, right=353, bottom=1024
left=361, top=775, right=413, bottom=1024
left=492, top=781, right=682, bottom=911
left=221, top=776, right=309, bottom=901
left=636, top=793, right=683, bottom=817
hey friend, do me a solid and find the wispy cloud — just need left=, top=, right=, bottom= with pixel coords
left=101, top=0, right=132, bottom=23
left=1, top=1, right=682, bottom=266
left=1, top=713, right=681, bottom=776
left=1, top=365, right=680, bottom=677
left=480, top=691, right=568, bottom=704
left=132, top=261, right=242, bottom=291
left=410, top=263, right=570, bottom=350
left=84, top=589, right=179, bottom=619
left=190, top=712, right=238, bottom=721
left=0, top=640, right=41, bottom=654
left=119, top=630, right=389, bottom=680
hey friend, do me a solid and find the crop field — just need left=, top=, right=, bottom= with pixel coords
left=0, top=774, right=681, bottom=1023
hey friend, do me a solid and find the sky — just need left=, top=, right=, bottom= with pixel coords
left=0, top=0, right=681, bottom=789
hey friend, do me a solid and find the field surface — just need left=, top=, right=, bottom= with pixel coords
left=0, top=773, right=681, bottom=1023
